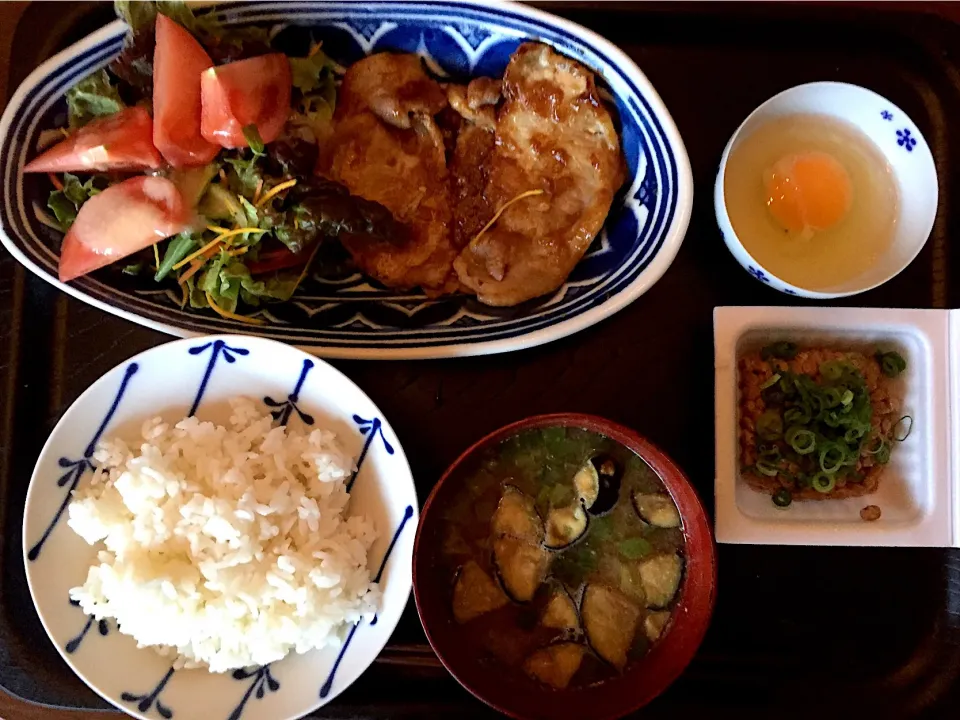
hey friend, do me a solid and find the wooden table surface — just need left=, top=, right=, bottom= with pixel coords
left=2, top=2, right=960, bottom=720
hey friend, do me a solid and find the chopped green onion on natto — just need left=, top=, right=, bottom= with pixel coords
left=745, top=346, right=912, bottom=507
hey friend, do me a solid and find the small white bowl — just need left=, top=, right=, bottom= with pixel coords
left=23, top=335, right=418, bottom=720
left=714, top=82, right=938, bottom=298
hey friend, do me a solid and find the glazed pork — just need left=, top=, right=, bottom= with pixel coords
left=322, top=43, right=625, bottom=305
left=323, top=53, right=460, bottom=294
left=453, top=43, right=625, bottom=306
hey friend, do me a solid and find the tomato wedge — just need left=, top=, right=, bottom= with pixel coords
left=24, top=107, right=161, bottom=173
left=153, top=13, right=219, bottom=167
left=200, top=54, right=291, bottom=148
left=59, top=176, right=191, bottom=282
left=247, top=248, right=306, bottom=275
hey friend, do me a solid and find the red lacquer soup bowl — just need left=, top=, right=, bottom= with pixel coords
left=413, top=414, right=717, bottom=720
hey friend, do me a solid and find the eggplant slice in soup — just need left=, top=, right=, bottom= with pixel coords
left=573, top=460, right=600, bottom=509
left=544, top=503, right=589, bottom=549
left=638, top=553, right=683, bottom=609
left=540, top=585, right=580, bottom=633
left=453, top=561, right=510, bottom=623
left=632, top=492, right=681, bottom=528
left=574, top=456, right=622, bottom=515
left=490, top=486, right=550, bottom=601
left=493, top=535, right=551, bottom=602
left=644, top=610, right=672, bottom=643
left=581, top=584, right=641, bottom=671
left=523, top=642, right=586, bottom=690
left=492, top=485, right=544, bottom=544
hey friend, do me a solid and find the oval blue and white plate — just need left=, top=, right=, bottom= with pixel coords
left=0, top=0, right=693, bottom=359
left=23, top=335, right=417, bottom=720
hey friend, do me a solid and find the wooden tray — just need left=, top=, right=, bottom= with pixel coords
left=2, top=2, right=960, bottom=717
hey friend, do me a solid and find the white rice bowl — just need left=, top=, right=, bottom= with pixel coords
left=67, top=397, right=380, bottom=673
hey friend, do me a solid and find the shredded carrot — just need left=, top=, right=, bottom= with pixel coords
left=48, top=173, right=64, bottom=191
left=308, top=41, right=323, bottom=58
left=470, top=189, right=545, bottom=247
left=173, top=236, right=226, bottom=271
left=219, top=168, right=227, bottom=183
left=292, top=241, right=323, bottom=295
left=179, top=245, right=248, bottom=289
left=179, top=282, right=189, bottom=309
left=213, top=227, right=268, bottom=243
left=172, top=228, right=265, bottom=271
left=206, top=224, right=231, bottom=234
left=253, top=177, right=264, bottom=205
left=205, top=291, right=266, bottom=325
left=256, top=178, right=297, bottom=207
left=178, top=259, right=206, bottom=286
left=152, top=243, right=160, bottom=270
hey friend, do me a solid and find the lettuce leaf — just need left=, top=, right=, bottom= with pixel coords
left=63, top=173, right=101, bottom=205
left=47, top=174, right=102, bottom=230
left=289, top=49, right=339, bottom=141
left=114, top=0, right=160, bottom=31
left=66, top=70, right=125, bottom=128
left=115, top=0, right=213, bottom=36
left=224, top=153, right=263, bottom=197
left=289, top=49, right=338, bottom=94
left=115, top=1, right=273, bottom=61
left=46, top=192, right=78, bottom=230
left=198, top=252, right=300, bottom=312
left=155, top=232, right=199, bottom=281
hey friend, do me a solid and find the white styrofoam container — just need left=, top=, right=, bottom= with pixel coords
left=715, top=306, right=954, bottom=546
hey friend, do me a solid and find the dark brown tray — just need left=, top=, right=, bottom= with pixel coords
left=3, top=2, right=960, bottom=717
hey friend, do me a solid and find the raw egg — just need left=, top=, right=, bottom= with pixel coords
left=723, top=113, right=898, bottom=290
left=765, top=151, right=852, bottom=236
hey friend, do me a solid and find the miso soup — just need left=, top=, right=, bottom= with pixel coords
left=441, top=426, right=686, bottom=690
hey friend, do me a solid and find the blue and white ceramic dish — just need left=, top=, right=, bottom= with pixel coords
left=0, top=0, right=693, bottom=360
left=715, top=81, right=938, bottom=298
left=23, top=335, right=417, bottom=720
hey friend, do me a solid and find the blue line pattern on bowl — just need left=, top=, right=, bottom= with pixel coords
left=0, top=1, right=684, bottom=354
left=188, top=340, right=250, bottom=416
left=121, top=667, right=176, bottom=720
left=91, top=351, right=405, bottom=716
left=263, top=359, right=316, bottom=425
left=27, top=362, right=139, bottom=561
left=65, top=598, right=109, bottom=654
left=747, top=266, right=769, bottom=284
left=217, top=411, right=400, bottom=716
left=347, top=415, right=395, bottom=492
left=896, top=128, right=917, bottom=152
left=319, top=504, right=415, bottom=698
left=228, top=666, right=281, bottom=720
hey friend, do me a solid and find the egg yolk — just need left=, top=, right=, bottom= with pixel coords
left=764, top=151, right=852, bottom=234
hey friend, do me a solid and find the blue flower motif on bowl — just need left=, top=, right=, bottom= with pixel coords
left=897, top=128, right=917, bottom=151
left=747, top=266, right=768, bottom=283
left=881, top=110, right=893, bottom=121
left=121, top=668, right=176, bottom=720
left=228, top=665, right=281, bottom=720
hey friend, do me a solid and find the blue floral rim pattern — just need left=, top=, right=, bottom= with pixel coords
left=0, top=1, right=691, bottom=357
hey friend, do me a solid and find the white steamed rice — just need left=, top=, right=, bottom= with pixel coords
left=66, top=397, right=379, bottom=673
